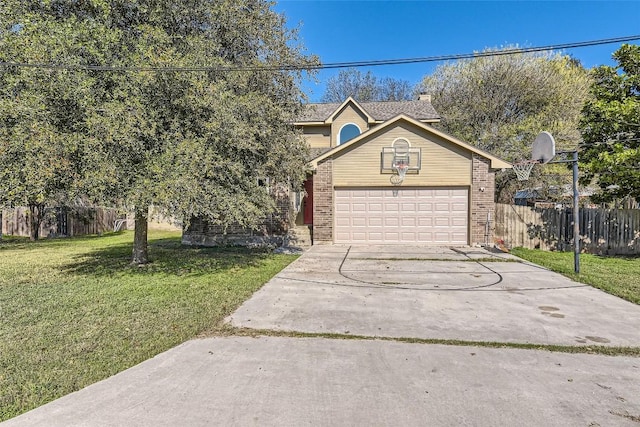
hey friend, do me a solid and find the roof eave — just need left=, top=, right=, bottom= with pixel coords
left=293, top=121, right=326, bottom=126
left=308, top=114, right=512, bottom=169
left=325, top=97, right=375, bottom=124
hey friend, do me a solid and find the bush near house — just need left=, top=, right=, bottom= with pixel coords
left=0, top=230, right=297, bottom=422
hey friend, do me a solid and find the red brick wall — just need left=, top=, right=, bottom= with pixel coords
left=470, top=154, right=495, bottom=245
left=312, top=158, right=333, bottom=242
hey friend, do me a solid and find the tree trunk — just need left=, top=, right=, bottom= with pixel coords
left=28, top=204, right=43, bottom=241
left=131, top=207, right=149, bottom=265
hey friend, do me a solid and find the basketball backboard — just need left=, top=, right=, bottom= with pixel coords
left=532, top=131, right=556, bottom=164
left=381, top=138, right=421, bottom=172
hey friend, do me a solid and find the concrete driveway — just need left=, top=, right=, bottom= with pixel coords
left=4, top=245, right=640, bottom=426
left=229, top=245, right=640, bottom=347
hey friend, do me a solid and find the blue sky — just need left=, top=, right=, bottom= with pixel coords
left=274, top=1, right=640, bottom=101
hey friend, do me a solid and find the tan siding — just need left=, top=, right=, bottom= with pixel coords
left=330, top=104, right=369, bottom=147
left=302, top=126, right=331, bottom=148
left=332, top=123, right=472, bottom=187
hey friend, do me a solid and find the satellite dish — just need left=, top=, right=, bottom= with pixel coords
left=532, top=131, right=556, bottom=164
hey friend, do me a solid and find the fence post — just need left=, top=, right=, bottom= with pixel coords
left=572, top=151, right=580, bottom=273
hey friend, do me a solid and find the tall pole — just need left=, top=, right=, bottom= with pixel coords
left=572, top=150, right=580, bottom=274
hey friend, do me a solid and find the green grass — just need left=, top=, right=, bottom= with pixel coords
left=215, top=326, right=640, bottom=357
left=511, top=248, right=640, bottom=305
left=0, top=230, right=297, bottom=422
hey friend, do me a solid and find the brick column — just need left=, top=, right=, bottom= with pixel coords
left=312, top=158, right=333, bottom=243
left=471, top=154, right=495, bottom=246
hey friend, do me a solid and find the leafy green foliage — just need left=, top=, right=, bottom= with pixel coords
left=0, top=1, right=318, bottom=254
left=0, top=230, right=298, bottom=421
left=322, top=68, right=414, bottom=102
left=0, top=5, right=110, bottom=238
left=420, top=49, right=592, bottom=201
left=579, top=44, right=640, bottom=203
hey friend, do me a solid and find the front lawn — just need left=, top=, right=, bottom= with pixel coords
left=0, top=230, right=297, bottom=422
left=510, top=248, right=640, bottom=305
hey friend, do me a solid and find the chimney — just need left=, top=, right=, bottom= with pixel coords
left=418, top=92, right=431, bottom=102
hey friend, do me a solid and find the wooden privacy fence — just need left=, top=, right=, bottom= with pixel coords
left=495, top=203, right=640, bottom=255
left=1, top=207, right=125, bottom=238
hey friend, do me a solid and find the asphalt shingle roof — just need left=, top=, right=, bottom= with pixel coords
left=297, top=100, right=440, bottom=122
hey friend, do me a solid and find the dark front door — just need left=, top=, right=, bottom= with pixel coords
left=303, top=178, right=313, bottom=225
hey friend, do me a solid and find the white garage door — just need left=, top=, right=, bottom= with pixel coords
left=334, top=187, right=468, bottom=244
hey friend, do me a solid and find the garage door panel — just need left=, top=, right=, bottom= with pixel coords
left=417, top=231, right=434, bottom=240
left=384, top=231, right=400, bottom=240
left=434, top=232, right=454, bottom=242
left=385, top=217, right=399, bottom=226
left=336, top=216, right=351, bottom=228
left=335, top=231, right=351, bottom=240
left=335, top=203, right=350, bottom=213
left=434, top=217, right=451, bottom=226
left=368, top=232, right=383, bottom=240
left=401, top=217, right=417, bottom=227
left=451, top=232, right=467, bottom=241
left=368, top=217, right=383, bottom=227
left=383, top=202, right=400, bottom=212
left=401, top=202, right=418, bottom=212
left=417, top=217, right=433, bottom=226
left=452, top=217, right=467, bottom=226
left=435, top=203, right=453, bottom=212
left=334, top=187, right=468, bottom=244
left=401, top=232, right=418, bottom=240
left=352, top=217, right=367, bottom=227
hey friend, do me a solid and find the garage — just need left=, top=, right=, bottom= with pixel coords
left=334, top=187, right=468, bottom=244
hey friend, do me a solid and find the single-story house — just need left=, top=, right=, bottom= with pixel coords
left=183, top=95, right=511, bottom=247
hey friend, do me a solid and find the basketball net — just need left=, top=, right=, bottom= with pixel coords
left=391, top=160, right=409, bottom=185
left=394, top=163, right=409, bottom=181
left=512, top=160, right=537, bottom=181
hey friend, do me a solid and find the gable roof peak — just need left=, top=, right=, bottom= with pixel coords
left=308, top=114, right=511, bottom=170
left=295, top=97, right=441, bottom=124
left=326, top=97, right=373, bottom=124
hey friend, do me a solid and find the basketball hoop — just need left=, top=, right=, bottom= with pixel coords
left=390, top=162, right=408, bottom=184
left=512, top=160, right=538, bottom=181
left=395, top=163, right=408, bottom=180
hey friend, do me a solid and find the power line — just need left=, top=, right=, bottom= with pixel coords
left=1, top=34, right=639, bottom=72
left=316, top=35, right=640, bottom=69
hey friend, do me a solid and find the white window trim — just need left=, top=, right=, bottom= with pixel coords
left=337, top=123, right=361, bottom=145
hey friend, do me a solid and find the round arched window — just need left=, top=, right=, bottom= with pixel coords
left=338, top=123, right=361, bottom=145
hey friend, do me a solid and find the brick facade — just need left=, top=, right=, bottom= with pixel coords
left=312, top=158, right=333, bottom=243
left=470, top=154, right=496, bottom=246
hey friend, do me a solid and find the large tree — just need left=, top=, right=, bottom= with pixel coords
left=0, top=7, right=104, bottom=240
left=321, top=68, right=414, bottom=102
left=420, top=49, right=592, bottom=201
left=579, top=44, right=640, bottom=204
left=0, top=1, right=317, bottom=261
